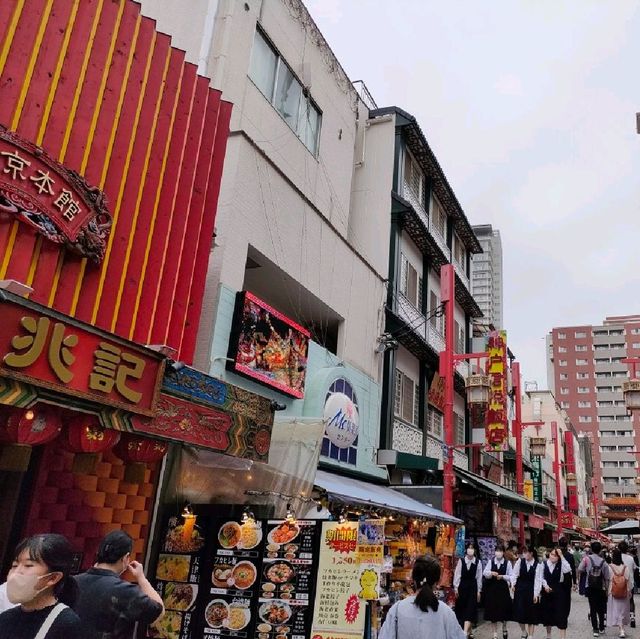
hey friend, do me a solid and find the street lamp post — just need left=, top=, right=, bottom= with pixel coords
left=552, top=420, right=563, bottom=540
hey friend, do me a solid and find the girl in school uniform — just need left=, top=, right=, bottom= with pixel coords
left=539, top=547, right=572, bottom=639
left=483, top=545, right=513, bottom=639
left=511, top=545, right=543, bottom=639
left=454, top=542, right=483, bottom=638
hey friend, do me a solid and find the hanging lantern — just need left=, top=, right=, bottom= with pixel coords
left=565, top=472, right=577, bottom=487
left=530, top=437, right=547, bottom=458
left=113, top=433, right=168, bottom=483
left=65, top=416, right=121, bottom=473
left=623, top=380, right=640, bottom=411
left=465, top=374, right=491, bottom=406
left=4, top=406, right=62, bottom=446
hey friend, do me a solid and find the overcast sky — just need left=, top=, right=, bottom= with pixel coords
left=307, top=0, right=640, bottom=388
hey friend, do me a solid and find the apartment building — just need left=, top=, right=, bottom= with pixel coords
left=547, top=315, right=640, bottom=507
left=471, top=224, right=503, bottom=331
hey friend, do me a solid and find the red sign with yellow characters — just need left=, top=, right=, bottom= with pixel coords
left=486, top=330, right=508, bottom=450
left=0, top=293, right=164, bottom=415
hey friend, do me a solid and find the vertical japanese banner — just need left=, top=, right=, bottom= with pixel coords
left=486, top=330, right=508, bottom=450
left=356, top=519, right=385, bottom=601
left=311, top=522, right=365, bottom=639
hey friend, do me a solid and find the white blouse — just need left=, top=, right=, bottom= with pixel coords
left=510, top=558, right=544, bottom=596
left=540, top=558, right=572, bottom=592
left=483, top=557, right=514, bottom=581
left=453, top=557, right=483, bottom=591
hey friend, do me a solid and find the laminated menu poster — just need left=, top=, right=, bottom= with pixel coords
left=148, top=514, right=209, bottom=639
left=256, top=519, right=319, bottom=639
left=199, top=518, right=266, bottom=638
left=310, top=521, right=366, bottom=639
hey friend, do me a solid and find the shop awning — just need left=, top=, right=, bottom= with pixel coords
left=314, top=469, right=462, bottom=524
left=455, top=468, right=549, bottom=516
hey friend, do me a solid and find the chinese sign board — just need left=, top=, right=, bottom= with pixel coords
left=356, top=520, right=384, bottom=601
left=227, top=292, right=309, bottom=399
left=485, top=330, right=508, bottom=450
left=0, top=126, right=111, bottom=262
left=427, top=371, right=445, bottom=412
left=311, top=522, right=366, bottom=639
left=0, top=295, right=164, bottom=415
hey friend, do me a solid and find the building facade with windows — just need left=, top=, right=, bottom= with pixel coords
left=140, top=0, right=392, bottom=481
left=547, top=315, right=640, bottom=512
left=471, top=224, right=503, bottom=331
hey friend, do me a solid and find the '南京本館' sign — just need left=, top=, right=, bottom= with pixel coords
left=0, top=126, right=111, bottom=263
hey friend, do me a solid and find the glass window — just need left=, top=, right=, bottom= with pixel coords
left=274, top=62, right=302, bottom=130
left=249, top=30, right=278, bottom=100
left=298, top=96, right=321, bottom=155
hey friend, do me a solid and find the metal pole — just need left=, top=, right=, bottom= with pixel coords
left=552, top=420, right=563, bottom=539
left=513, top=361, right=525, bottom=545
left=440, top=264, right=456, bottom=515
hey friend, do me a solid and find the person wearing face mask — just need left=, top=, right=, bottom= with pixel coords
left=73, top=530, right=164, bottom=639
left=0, top=533, right=82, bottom=639
left=511, top=545, right=543, bottom=639
left=483, top=545, right=513, bottom=639
left=453, top=542, right=483, bottom=638
left=538, top=547, right=572, bottom=639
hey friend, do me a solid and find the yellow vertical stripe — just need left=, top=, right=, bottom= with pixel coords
left=145, top=76, right=198, bottom=344
left=25, top=237, right=43, bottom=288
left=79, top=0, right=125, bottom=174
left=47, top=251, right=65, bottom=307
left=128, top=61, right=183, bottom=340
left=36, top=0, right=81, bottom=145
left=58, top=0, right=104, bottom=163
left=0, top=223, right=19, bottom=278
left=0, top=0, right=26, bottom=76
left=90, top=25, right=156, bottom=325
left=110, top=44, right=171, bottom=332
left=69, top=259, right=87, bottom=315
left=10, top=0, right=54, bottom=131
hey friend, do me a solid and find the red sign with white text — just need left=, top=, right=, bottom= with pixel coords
left=0, top=296, right=164, bottom=414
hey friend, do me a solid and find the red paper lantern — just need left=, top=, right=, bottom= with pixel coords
left=113, top=434, right=168, bottom=464
left=65, top=416, right=121, bottom=453
left=3, top=406, right=62, bottom=446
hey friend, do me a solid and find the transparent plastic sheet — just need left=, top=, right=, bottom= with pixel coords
left=164, top=417, right=325, bottom=518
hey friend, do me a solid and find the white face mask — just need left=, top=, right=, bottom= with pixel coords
left=495, top=551, right=504, bottom=559
left=466, top=548, right=475, bottom=557
left=6, top=572, right=51, bottom=604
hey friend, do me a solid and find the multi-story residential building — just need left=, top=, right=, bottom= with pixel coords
left=471, top=224, right=503, bottom=331
left=547, top=315, right=640, bottom=512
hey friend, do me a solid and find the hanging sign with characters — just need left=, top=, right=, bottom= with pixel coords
left=0, top=126, right=111, bottom=263
left=485, top=330, right=508, bottom=450
left=0, top=294, right=164, bottom=414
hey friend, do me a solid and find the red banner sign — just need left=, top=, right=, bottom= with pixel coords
left=325, top=525, right=358, bottom=554
left=0, top=126, right=111, bottom=262
left=560, top=511, right=576, bottom=529
left=0, top=295, right=164, bottom=414
left=528, top=514, right=545, bottom=529
left=486, top=330, right=508, bottom=449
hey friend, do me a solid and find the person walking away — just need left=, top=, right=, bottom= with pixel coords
left=483, top=545, right=513, bottom=639
left=618, top=541, right=636, bottom=628
left=0, top=534, right=82, bottom=639
left=608, top=549, right=632, bottom=638
left=539, top=548, right=572, bottom=639
left=578, top=541, right=610, bottom=637
left=454, top=543, right=483, bottom=638
left=74, top=530, right=164, bottom=639
left=379, top=555, right=466, bottom=639
left=557, top=538, right=576, bottom=619
left=510, top=545, right=543, bottom=639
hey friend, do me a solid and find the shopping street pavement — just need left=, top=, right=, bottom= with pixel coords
left=473, top=592, right=632, bottom=639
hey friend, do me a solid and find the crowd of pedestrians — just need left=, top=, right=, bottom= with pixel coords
left=379, top=537, right=640, bottom=639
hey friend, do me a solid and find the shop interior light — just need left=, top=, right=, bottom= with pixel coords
left=241, top=508, right=256, bottom=524
left=181, top=503, right=197, bottom=542
left=285, top=503, right=296, bottom=524
left=24, top=409, right=35, bottom=421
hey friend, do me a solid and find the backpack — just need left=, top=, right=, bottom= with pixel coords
left=611, top=566, right=628, bottom=600
left=587, top=556, right=605, bottom=591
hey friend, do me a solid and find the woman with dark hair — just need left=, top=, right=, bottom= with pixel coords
left=483, top=545, right=513, bottom=639
left=0, top=534, right=82, bottom=638
left=539, top=547, right=572, bottom=639
left=74, top=530, right=164, bottom=638
left=379, top=556, right=465, bottom=639
left=607, top=548, right=632, bottom=638
left=453, top=542, right=483, bottom=638
left=511, top=545, right=543, bottom=639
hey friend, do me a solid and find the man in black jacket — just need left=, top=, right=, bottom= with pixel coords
left=74, top=530, right=164, bottom=638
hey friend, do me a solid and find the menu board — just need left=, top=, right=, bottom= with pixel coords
left=200, top=519, right=265, bottom=638
left=310, top=521, right=366, bottom=639
left=149, top=515, right=208, bottom=639
left=256, top=520, right=318, bottom=639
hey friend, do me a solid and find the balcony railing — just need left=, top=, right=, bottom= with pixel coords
left=402, top=180, right=451, bottom=260
left=428, top=322, right=445, bottom=353
left=453, top=260, right=470, bottom=292
left=396, top=292, right=427, bottom=342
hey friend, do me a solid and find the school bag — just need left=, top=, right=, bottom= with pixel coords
left=611, top=566, right=628, bottom=600
left=587, top=556, right=605, bottom=591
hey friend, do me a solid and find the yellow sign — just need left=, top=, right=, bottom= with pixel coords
left=524, top=479, right=534, bottom=500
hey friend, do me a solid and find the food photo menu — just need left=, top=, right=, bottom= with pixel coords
left=255, top=520, right=319, bottom=639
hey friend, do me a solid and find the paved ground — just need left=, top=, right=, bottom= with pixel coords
left=473, top=593, right=630, bottom=639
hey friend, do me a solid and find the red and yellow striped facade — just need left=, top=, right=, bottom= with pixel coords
left=0, top=0, right=231, bottom=363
